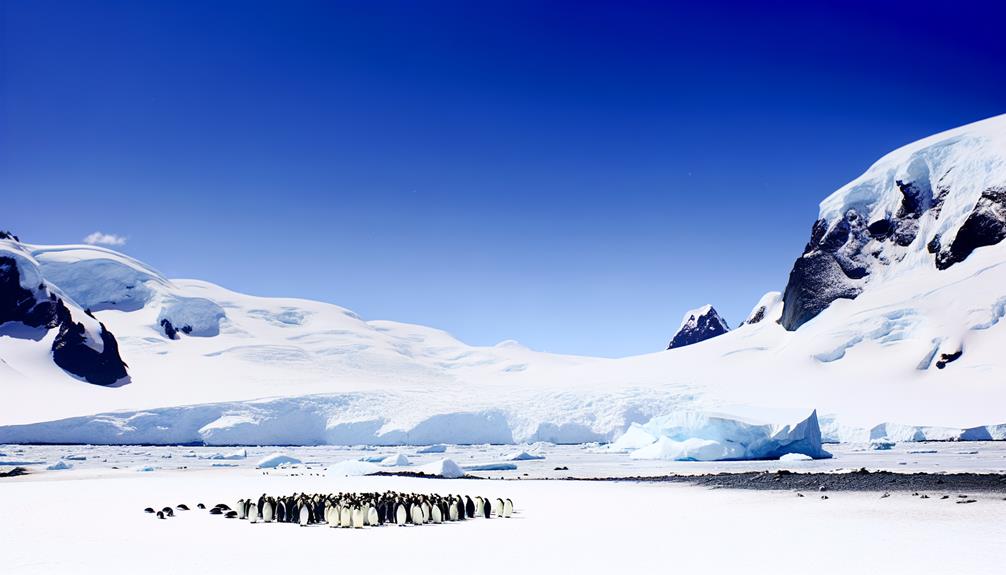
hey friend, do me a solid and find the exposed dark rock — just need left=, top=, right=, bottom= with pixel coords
left=2, top=255, right=130, bottom=385
left=746, top=306, right=767, bottom=325
left=161, top=318, right=179, bottom=340
left=51, top=299, right=129, bottom=386
left=926, top=235, right=941, bottom=254
left=935, top=350, right=963, bottom=370
left=0, top=230, right=20, bottom=242
left=867, top=219, right=894, bottom=241
left=161, top=318, right=193, bottom=339
left=0, top=257, right=58, bottom=329
left=935, top=187, right=1006, bottom=270
left=780, top=212, right=868, bottom=331
left=667, top=305, right=729, bottom=349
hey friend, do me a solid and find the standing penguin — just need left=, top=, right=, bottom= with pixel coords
left=340, top=506, right=353, bottom=528
left=351, top=506, right=365, bottom=529
left=481, top=497, right=491, bottom=519
left=503, top=498, right=513, bottom=518
left=367, top=506, right=379, bottom=526
left=299, top=502, right=310, bottom=526
left=494, top=498, right=504, bottom=517
left=395, top=504, right=407, bottom=526
left=465, top=496, right=475, bottom=518
left=448, top=500, right=459, bottom=521
left=262, top=498, right=274, bottom=523
left=236, top=499, right=247, bottom=520
left=431, top=504, right=442, bottom=524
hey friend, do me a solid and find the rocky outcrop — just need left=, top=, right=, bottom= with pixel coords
left=779, top=212, right=870, bottom=331
left=667, top=305, right=729, bottom=349
left=781, top=181, right=1006, bottom=330
left=935, top=187, right=1006, bottom=270
left=51, top=301, right=129, bottom=386
left=0, top=256, right=58, bottom=329
left=1, top=252, right=128, bottom=386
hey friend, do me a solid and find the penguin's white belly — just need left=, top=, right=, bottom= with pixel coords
left=503, top=499, right=513, bottom=517
left=396, top=505, right=407, bottom=525
left=262, top=502, right=274, bottom=523
left=299, top=505, right=310, bottom=526
left=352, top=507, right=365, bottom=528
left=367, top=507, right=379, bottom=526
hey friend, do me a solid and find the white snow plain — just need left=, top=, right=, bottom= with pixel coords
left=1, top=461, right=1004, bottom=575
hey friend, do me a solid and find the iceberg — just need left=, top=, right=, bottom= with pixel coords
left=627, top=410, right=829, bottom=462
left=256, top=452, right=301, bottom=469
left=507, top=450, right=545, bottom=461
left=415, top=458, right=465, bottom=478
left=379, top=453, right=410, bottom=467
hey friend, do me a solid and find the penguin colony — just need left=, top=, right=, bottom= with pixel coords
left=147, top=491, right=514, bottom=527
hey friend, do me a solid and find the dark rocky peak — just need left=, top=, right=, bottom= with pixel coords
left=667, top=305, right=729, bottom=349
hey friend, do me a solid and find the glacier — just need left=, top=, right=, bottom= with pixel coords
left=4, top=115, right=1006, bottom=453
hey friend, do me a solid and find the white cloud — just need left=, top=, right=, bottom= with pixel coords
left=83, top=231, right=127, bottom=246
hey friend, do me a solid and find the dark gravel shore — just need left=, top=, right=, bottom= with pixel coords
left=572, top=468, right=1006, bottom=493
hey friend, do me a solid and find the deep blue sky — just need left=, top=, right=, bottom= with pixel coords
left=3, top=1, right=1005, bottom=357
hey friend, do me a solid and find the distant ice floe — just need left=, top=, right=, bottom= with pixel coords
left=416, top=444, right=447, bottom=454
left=46, top=460, right=72, bottom=471
left=507, top=450, right=545, bottom=461
left=256, top=453, right=301, bottom=469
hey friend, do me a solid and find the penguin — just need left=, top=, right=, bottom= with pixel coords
left=177, top=504, right=190, bottom=511
left=214, top=504, right=231, bottom=511
left=144, top=507, right=155, bottom=514
left=340, top=506, right=353, bottom=528
left=197, top=503, right=206, bottom=510
left=456, top=498, right=466, bottom=521
left=262, top=499, right=274, bottom=523
left=367, top=506, right=379, bottom=526
left=503, top=498, right=513, bottom=518
left=162, top=507, right=175, bottom=517
left=277, top=499, right=288, bottom=523
left=236, top=499, right=246, bottom=520
left=411, top=503, right=423, bottom=525
left=249, top=506, right=259, bottom=523
left=448, top=501, right=459, bottom=521
left=474, top=497, right=483, bottom=516
left=395, top=504, right=407, bottom=526
left=225, top=510, right=238, bottom=519
left=326, top=505, right=339, bottom=528
left=209, top=507, right=223, bottom=515
left=299, top=502, right=310, bottom=527
left=482, top=498, right=491, bottom=518
left=465, top=496, right=475, bottom=518
left=156, top=511, right=165, bottom=519
left=493, top=498, right=504, bottom=517
left=431, top=504, right=442, bottom=524
left=352, top=506, right=365, bottom=529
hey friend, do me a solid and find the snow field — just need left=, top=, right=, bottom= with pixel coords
left=1, top=470, right=1005, bottom=574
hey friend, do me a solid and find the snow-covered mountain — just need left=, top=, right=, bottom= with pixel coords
left=667, top=305, right=729, bottom=349
left=3, top=114, right=1006, bottom=447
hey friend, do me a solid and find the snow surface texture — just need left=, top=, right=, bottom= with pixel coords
left=4, top=116, right=1006, bottom=448
left=3, top=471, right=1005, bottom=575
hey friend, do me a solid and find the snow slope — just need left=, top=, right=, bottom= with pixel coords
left=3, top=114, right=1006, bottom=446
